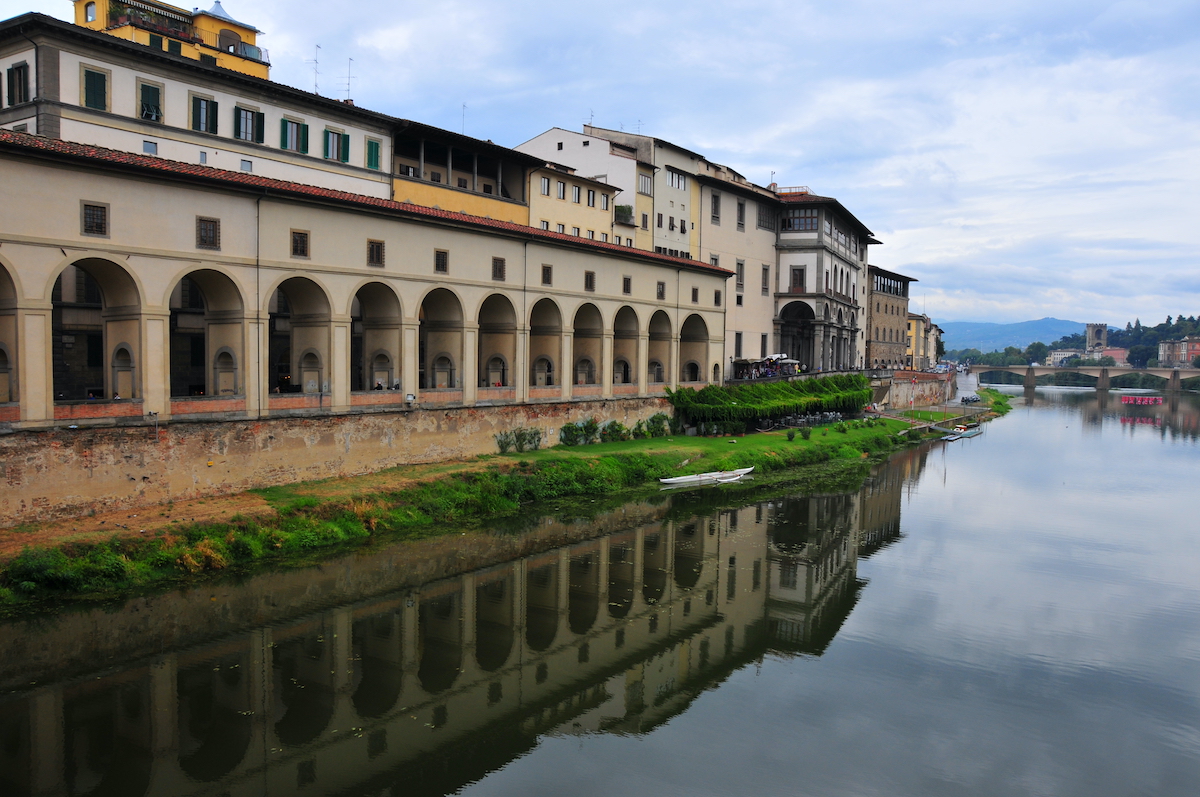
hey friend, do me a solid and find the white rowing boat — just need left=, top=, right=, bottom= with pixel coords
left=659, top=466, right=754, bottom=487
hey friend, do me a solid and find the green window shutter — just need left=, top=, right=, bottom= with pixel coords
left=233, top=106, right=242, bottom=139
left=280, top=118, right=288, bottom=149
left=340, top=134, right=349, bottom=163
left=84, top=70, right=106, bottom=110
left=191, top=96, right=202, bottom=131
left=322, top=130, right=330, bottom=159
left=299, top=124, right=309, bottom=154
left=254, top=112, right=265, bottom=144
left=5, top=68, right=13, bottom=108
left=207, top=100, right=218, bottom=133
left=367, top=140, right=380, bottom=170
left=168, top=39, right=181, bottom=56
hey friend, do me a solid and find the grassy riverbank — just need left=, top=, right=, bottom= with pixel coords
left=977, top=387, right=1014, bottom=415
left=0, top=418, right=909, bottom=614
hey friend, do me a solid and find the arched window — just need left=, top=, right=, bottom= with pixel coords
left=532, top=357, right=554, bottom=386
left=0, top=345, right=11, bottom=403
left=712, top=364, right=720, bottom=383
left=614, top=358, right=631, bottom=385
left=111, top=345, right=135, bottom=399
left=370, top=352, right=393, bottom=390
left=648, top=360, right=664, bottom=384
left=683, top=361, right=700, bottom=382
left=486, top=356, right=507, bottom=387
left=213, top=349, right=238, bottom=395
left=85, top=2, right=96, bottom=22
left=300, top=351, right=322, bottom=393
left=574, top=357, right=595, bottom=386
left=433, top=355, right=455, bottom=389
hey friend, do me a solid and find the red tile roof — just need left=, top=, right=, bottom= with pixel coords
left=0, top=130, right=732, bottom=277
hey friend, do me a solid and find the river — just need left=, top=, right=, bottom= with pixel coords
left=1, top=382, right=1198, bottom=796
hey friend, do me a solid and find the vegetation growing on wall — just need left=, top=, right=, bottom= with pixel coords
left=665, top=374, right=871, bottom=425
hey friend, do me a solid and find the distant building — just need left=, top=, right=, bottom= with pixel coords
left=866, top=266, right=914, bottom=369
left=1159, top=336, right=1200, bottom=367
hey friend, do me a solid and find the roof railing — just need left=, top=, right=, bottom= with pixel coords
left=775, top=185, right=810, bottom=195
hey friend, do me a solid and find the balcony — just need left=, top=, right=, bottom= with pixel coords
left=614, top=205, right=635, bottom=226
left=109, top=5, right=269, bottom=64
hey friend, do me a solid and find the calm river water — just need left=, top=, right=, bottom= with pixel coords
left=1, top=383, right=1198, bottom=796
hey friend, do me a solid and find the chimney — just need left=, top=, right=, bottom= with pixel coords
left=343, top=98, right=354, bottom=106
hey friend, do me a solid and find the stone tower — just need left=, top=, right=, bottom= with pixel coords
left=1086, top=323, right=1108, bottom=352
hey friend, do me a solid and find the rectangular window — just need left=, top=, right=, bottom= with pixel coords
left=762, top=265, right=770, bottom=295
left=366, top=139, right=382, bottom=170
left=622, top=276, right=631, bottom=295
left=81, top=202, right=108, bottom=236
left=638, top=173, right=653, bottom=195
left=824, top=215, right=832, bottom=235
left=434, top=250, right=449, bottom=273
left=736, top=200, right=745, bottom=231
left=83, top=68, right=107, bottom=110
left=323, top=129, right=349, bottom=162
left=430, top=171, right=442, bottom=183
left=782, top=208, right=818, bottom=231
left=656, top=281, right=666, bottom=300
left=627, top=237, right=633, bottom=247
left=668, top=169, right=687, bottom=190
left=541, top=264, right=552, bottom=285
left=680, top=219, right=687, bottom=234
left=791, top=267, right=805, bottom=293
left=233, top=107, right=264, bottom=143
left=290, top=230, right=309, bottom=258
left=367, top=240, right=385, bottom=267
left=191, top=95, right=218, bottom=134
left=540, top=176, right=551, bottom=195
left=711, top=192, right=721, bottom=223
left=482, top=183, right=493, bottom=193
left=149, top=33, right=163, bottom=50
left=641, top=213, right=649, bottom=230
left=584, top=271, right=596, bottom=292
left=691, top=287, right=699, bottom=303
left=556, top=223, right=565, bottom=234
left=572, top=226, right=581, bottom=237
left=761, top=334, right=768, bottom=358
left=600, top=233, right=608, bottom=242
left=736, top=260, right=745, bottom=291
left=714, top=290, right=722, bottom=307
left=167, top=39, right=182, bottom=56
left=587, top=189, right=595, bottom=207
left=757, top=203, right=776, bottom=230
left=601, top=194, right=610, bottom=210
left=142, top=140, right=157, bottom=155
left=492, top=257, right=506, bottom=281
left=139, top=82, right=162, bottom=122
left=734, top=332, right=743, bottom=359
left=240, top=159, right=252, bottom=172
left=556, top=181, right=566, bottom=200
left=657, top=213, right=663, bottom=229
left=199, top=54, right=217, bottom=66
left=736, top=294, right=743, bottom=306
left=196, top=217, right=220, bottom=250
left=280, top=119, right=309, bottom=153
left=572, top=185, right=581, bottom=203
left=710, top=255, right=719, bottom=268
left=6, top=62, right=30, bottom=106
left=540, top=220, right=550, bottom=230
left=669, top=216, right=676, bottom=231
left=587, top=230, right=595, bottom=239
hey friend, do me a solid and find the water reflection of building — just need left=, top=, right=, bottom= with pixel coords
left=0, top=469, right=910, bottom=797
left=1061, top=389, right=1200, bottom=441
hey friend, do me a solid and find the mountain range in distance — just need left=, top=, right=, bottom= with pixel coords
left=939, top=318, right=1095, bottom=353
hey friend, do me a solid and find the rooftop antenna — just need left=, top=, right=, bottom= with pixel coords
left=634, top=119, right=643, bottom=134
left=588, top=109, right=594, bottom=126
left=341, top=57, right=355, bottom=101
left=462, top=103, right=467, bottom=135
left=306, top=44, right=321, bottom=94
left=770, top=170, right=775, bottom=185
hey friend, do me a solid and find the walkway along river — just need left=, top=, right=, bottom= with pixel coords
left=0, top=382, right=1198, bottom=796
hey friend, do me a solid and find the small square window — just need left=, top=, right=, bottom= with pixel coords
left=600, top=233, right=608, bottom=242
left=291, top=230, right=310, bottom=258
left=540, top=220, right=550, bottom=230
left=434, top=250, right=449, bottom=273
left=736, top=294, right=743, bottom=306
left=656, top=281, right=666, bottom=301
left=483, top=184, right=493, bottom=194
left=626, top=237, right=633, bottom=247
left=142, top=140, right=157, bottom=155
left=367, top=239, right=385, bottom=267
left=457, top=177, right=468, bottom=188
left=571, top=227, right=580, bottom=237
left=240, top=159, right=252, bottom=172
left=587, top=230, right=595, bottom=239
left=541, top=264, right=552, bottom=285
left=691, top=287, right=699, bottom=303
left=622, top=276, right=631, bottom=295
left=199, top=151, right=207, bottom=164
left=584, top=271, right=596, bottom=292
left=492, top=257, right=506, bottom=281
left=196, top=217, right=220, bottom=250
left=81, top=202, right=108, bottom=236
left=556, top=223, right=565, bottom=234
left=429, top=171, right=442, bottom=183
left=571, top=185, right=580, bottom=203
left=540, top=176, right=551, bottom=195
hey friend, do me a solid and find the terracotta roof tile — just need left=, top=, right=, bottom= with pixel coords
left=0, top=130, right=732, bottom=277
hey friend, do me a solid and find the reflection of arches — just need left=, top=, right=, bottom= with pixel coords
left=478, top=294, right=517, bottom=387
left=569, top=553, right=600, bottom=635
left=51, top=258, right=143, bottom=401
left=476, top=577, right=514, bottom=671
left=526, top=563, right=559, bottom=651
left=269, top=277, right=331, bottom=393
left=272, top=635, right=335, bottom=746
left=420, top=289, right=464, bottom=390
left=419, top=594, right=462, bottom=693
left=352, top=613, right=403, bottom=718
left=529, top=298, right=562, bottom=387
left=178, top=656, right=253, bottom=781
left=674, top=523, right=703, bottom=589
left=608, top=542, right=634, bottom=618
left=643, top=533, right=667, bottom=605
left=64, top=683, right=153, bottom=797
left=352, top=282, right=402, bottom=392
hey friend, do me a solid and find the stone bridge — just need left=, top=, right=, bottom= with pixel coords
left=975, top=365, right=1194, bottom=390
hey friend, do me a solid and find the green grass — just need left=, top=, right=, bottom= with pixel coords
left=0, top=418, right=910, bottom=614
left=898, top=409, right=959, bottom=422
left=977, top=387, right=1014, bottom=415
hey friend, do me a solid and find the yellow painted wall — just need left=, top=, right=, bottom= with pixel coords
left=393, top=178, right=530, bottom=225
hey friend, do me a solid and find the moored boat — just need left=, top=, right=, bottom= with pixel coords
left=659, top=466, right=754, bottom=486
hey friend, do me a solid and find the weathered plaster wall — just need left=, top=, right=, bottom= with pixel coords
left=0, top=398, right=668, bottom=526
left=886, top=372, right=956, bottom=409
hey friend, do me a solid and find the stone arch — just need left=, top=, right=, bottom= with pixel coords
left=680, top=314, right=709, bottom=383
left=351, top=611, right=403, bottom=719
left=167, top=269, right=245, bottom=397
left=780, top=300, right=817, bottom=372
left=50, top=257, right=143, bottom=401
left=0, top=262, right=17, bottom=403
left=268, top=276, right=331, bottom=393
left=648, top=310, right=672, bottom=385
left=419, top=288, right=464, bottom=390
left=529, top=297, right=562, bottom=387
left=526, top=562, right=560, bottom=651
left=478, top=293, right=517, bottom=388
left=613, top=306, right=639, bottom=386
left=475, top=576, right=515, bottom=672
left=177, top=654, right=253, bottom=782
left=572, top=303, right=602, bottom=386
left=351, top=282, right=403, bottom=392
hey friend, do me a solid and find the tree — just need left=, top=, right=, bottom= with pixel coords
left=1194, top=354, right=1200, bottom=369
left=936, top=339, right=946, bottom=360
left=1024, top=341, right=1049, bottom=365
left=1128, top=344, right=1156, bottom=368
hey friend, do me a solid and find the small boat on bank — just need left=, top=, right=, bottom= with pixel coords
left=659, top=466, right=754, bottom=487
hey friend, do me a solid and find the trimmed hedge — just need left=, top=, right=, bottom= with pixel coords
left=666, top=374, right=871, bottom=424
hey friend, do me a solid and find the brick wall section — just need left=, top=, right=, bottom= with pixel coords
left=267, top=394, right=323, bottom=410
left=170, top=397, right=247, bottom=415
left=0, top=398, right=670, bottom=526
left=350, top=392, right=409, bottom=407
left=528, top=387, right=562, bottom=401
left=613, top=384, right=640, bottom=395
left=477, top=388, right=516, bottom=402
left=0, top=405, right=18, bottom=423
left=419, top=390, right=463, bottom=405
left=53, top=400, right=144, bottom=420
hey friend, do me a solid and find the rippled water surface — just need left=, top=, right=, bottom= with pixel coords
left=1, top=385, right=1198, bottom=796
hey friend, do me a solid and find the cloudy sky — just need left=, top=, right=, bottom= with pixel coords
left=11, top=0, right=1200, bottom=324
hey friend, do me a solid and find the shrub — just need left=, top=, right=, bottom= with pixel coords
left=787, top=429, right=796, bottom=441
left=647, top=413, right=670, bottom=437
left=835, top=421, right=849, bottom=434
left=631, top=419, right=649, bottom=439
left=514, top=427, right=542, bottom=452
left=581, top=417, right=600, bottom=444
left=559, top=422, right=582, bottom=446
left=495, top=430, right=516, bottom=453
left=800, top=427, right=812, bottom=440
left=600, top=421, right=629, bottom=443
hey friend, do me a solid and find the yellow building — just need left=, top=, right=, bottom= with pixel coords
left=73, top=0, right=268, bottom=78
left=529, top=164, right=620, bottom=243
